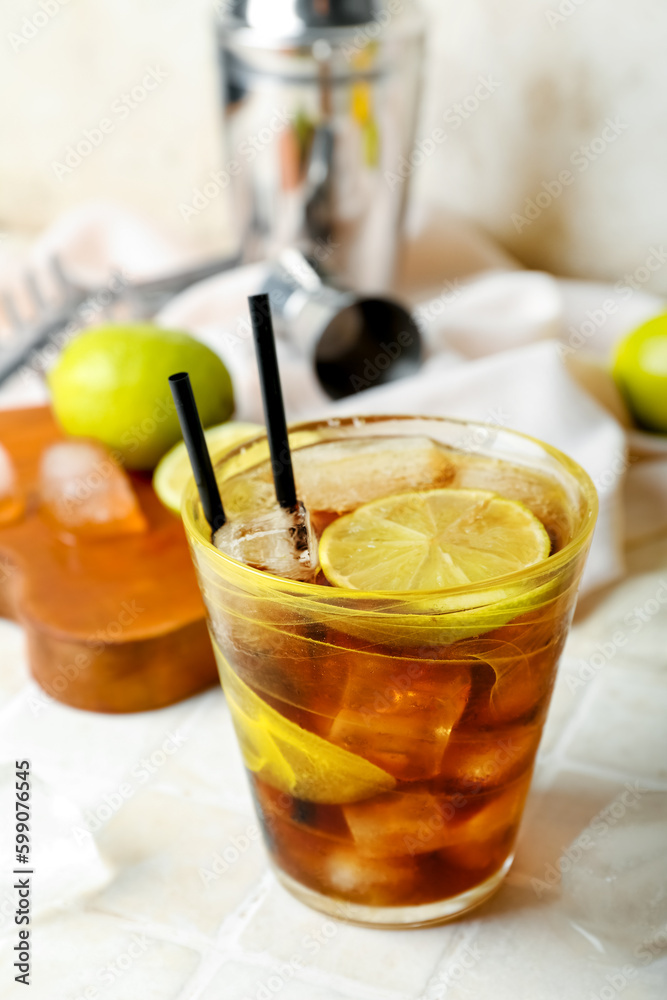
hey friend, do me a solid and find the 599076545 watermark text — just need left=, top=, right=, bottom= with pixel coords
left=11, top=760, right=32, bottom=986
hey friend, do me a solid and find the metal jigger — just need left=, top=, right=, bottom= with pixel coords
left=262, top=249, right=421, bottom=400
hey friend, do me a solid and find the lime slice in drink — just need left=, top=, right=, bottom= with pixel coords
left=319, top=488, right=550, bottom=592
left=153, top=421, right=262, bottom=514
left=219, top=655, right=396, bottom=804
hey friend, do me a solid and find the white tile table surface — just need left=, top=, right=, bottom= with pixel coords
left=0, top=530, right=666, bottom=999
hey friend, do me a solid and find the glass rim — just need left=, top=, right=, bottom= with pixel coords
left=181, top=414, right=599, bottom=601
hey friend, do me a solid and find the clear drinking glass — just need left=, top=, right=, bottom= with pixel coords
left=183, top=415, right=597, bottom=928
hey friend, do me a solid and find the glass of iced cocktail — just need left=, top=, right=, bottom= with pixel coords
left=182, top=415, right=597, bottom=927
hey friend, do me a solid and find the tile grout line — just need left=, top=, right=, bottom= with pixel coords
left=225, top=949, right=416, bottom=1000
left=210, top=870, right=277, bottom=950
left=416, top=923, right=485, bottom=999
left=171, top=873, right=275, bottom=1000
left=84, top=906, right=216, bottom=956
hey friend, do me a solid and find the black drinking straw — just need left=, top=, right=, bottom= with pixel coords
left=248, top=293, right=298, bottom=510
left=168, top=372, right=226, bottom=532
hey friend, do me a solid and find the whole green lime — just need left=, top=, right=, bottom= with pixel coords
left=48, top=324, right=234, bottom=469
left=612, top=315, right=667, bottom=433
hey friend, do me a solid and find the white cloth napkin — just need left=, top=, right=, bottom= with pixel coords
left=2, top=202, right=667, bottom=595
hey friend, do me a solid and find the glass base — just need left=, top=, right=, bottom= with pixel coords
left=272, top=854, right=513, bottom=929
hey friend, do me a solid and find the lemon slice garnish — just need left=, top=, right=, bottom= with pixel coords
left=319, top=488, right=550, bottom=592
left=153, top=421, right=261, bottom=514
left=217, top=652, right=396, bottom=804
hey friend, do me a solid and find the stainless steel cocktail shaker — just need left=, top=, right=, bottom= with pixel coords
left=216, top=1, right=424, bottom=291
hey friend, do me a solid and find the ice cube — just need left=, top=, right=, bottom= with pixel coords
left=39, top=440, right=147, bottom=539
left=324, top=845, right=419, bottom=905
left=344, top=778, right=529, bottom=866
left=328, top=648, right=470, bottom=780
left=256, top=785, right=418, bottom=905
left=561, top=791, right=667, bottom=956
left=437, top=778, right=530, bottom=872
left=0, top=443, right=23, bottom=525
left=213, top=500, right=318, bottom=582
left=459, top=635, right=562, bottom=724
left=292, top=436, right=455, bottom=513
left=220, top=473, right=276, bottom=519
left=438, top=724, right=542, bottom=794
left=344, top=790, right=465, bottom=858
left=450, top=451, right=576, bottom=551
left=253, top=779, right=351, bottom=841
left=210, top=611, right=348, bottom=730
left=488, top=650, right=555, bottom=723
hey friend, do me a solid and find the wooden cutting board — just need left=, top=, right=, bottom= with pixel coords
left=0, top=406, right=218, bottom=712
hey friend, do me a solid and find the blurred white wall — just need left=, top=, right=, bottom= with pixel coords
left=0, top=0, right=228, bottom=254
left=3, top=0, right=667, bottom=288
left=417, top=0, right=667, bottom=289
